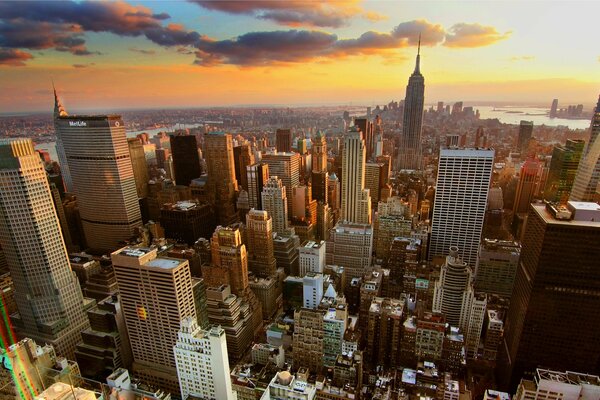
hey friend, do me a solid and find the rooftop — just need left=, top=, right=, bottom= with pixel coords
left=145, top=257, right=184, bottom=270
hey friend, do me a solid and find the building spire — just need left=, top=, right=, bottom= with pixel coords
left=413, top=34, right=421, bottom=75
left=52, top=81, right=68, bottom=119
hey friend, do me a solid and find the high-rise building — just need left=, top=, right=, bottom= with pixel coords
left=366, top=297, right=404, bottom=369
left=169, top=134, right=201, bottom=186
left=111, top=246, right=196, bottom=395
left=475, top=239, right=520, bottom=298
left=262, top=151, right=301, bottom=215
left=340, top=128, right=371, bottom=224
left=53, top=95, right=142, bottom=251
left=570, top=95, right=600, bottom=202
left=234, top=143, right=255, bottom=191
left=312, top=131, right=328, bottom=173
left=311, top=171, right=328, bottom=204
left=513, top=159, right=543, bottom=214
left=261, top=176, right=290, bottom=236
left=160, top=200, right=216, bottom=246
left=354, top=118, right=374, bottom=161
left=298, top=240, right=326, bottom=276
left=326, top=223, right=373, bottom=291
left=276, top=129, right=293, bottom=153
left=429, top=148, right=494, bottom=267
left=247, top=162, right=269, bottom=210
left=302, top=272, right=324, bottom=309
left=204, top=132, right=239, bottom=226
left=0, top=139, right=89, bottom=359
left=544, top=139, right=584, bottom=204
left=174, top=317, right=236, bottom=400
left=398, top=39, right=425, bottom=170
left=517, top=120, right=534, bottom=155
left=208, top=226, right=248, bottom=297
left=500, top=202, right=600, bottom=390
left=246, top=209, right=277, bottom=277
left=549, top=99, right=559, bottom=118
left=128, top=138, right=150, bottom=199
left=293, top=307, right=326, bottom=372
left=514, top=368, right=600, bottom=400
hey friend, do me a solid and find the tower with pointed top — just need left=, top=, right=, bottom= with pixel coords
left=53, top=86, right=74, bottom=193
left=398, top=36, right=425, bottom=171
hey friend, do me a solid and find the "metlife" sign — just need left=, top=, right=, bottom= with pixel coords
left=69, top=121, right=87, bottom=127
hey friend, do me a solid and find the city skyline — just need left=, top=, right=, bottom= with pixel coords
left=1, top=1, right=599, bottom=113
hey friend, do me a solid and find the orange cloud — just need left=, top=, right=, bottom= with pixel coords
left=444, top=23, right=511, bottom=48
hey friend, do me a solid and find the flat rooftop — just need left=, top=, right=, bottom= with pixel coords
left=115, top=247, right=154, bottom=258
left=145, top=257, right=183, bottom=270
left=534, top=203, right=600, bottom=227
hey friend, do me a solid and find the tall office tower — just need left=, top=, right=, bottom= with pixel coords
left=152, top=131, right=171, bottom=150
left=311, top=171, right=329, bottom=204
left=75, top=295, right=133, bottom=379
left=234, top=143, right=255, bottom=191
left=249, top=275, right=280, bottom=319
left=386, top=237, right=420, bottom=299
left=328, top=173, right=341, bottom=211
left=298, top=240, right=326, bottom=276
left=429, top=148, right=494, bottom=267
left=276, top=128, right=293, bottom=152
left=111, top=246, right=196, bottom=394
left=127, top=138, right=150, bottom=200
left=261, top=176, right=290, bottom=235
left=160, top=200, right=216, bottom=246
left=475, top=239, right=520, bottom=298
left=174, top=317, right=236, bottom=400
left=513, top=160, right=543, bottom=214
left=517, top=120, right=534, bottom=155
left=365, top=162, right=384, bottom=205
left=549, top=98, right=559, bottom=118
left=365, top=297, right=404, bottom=370
left=293, top=307, right=326, bottom=372
left=326, top=223, right=373, bottom=291
left=292, top=185, right=317, bottom=224
left=570, top=95, right=600, bottom=201
left=209, top=226, right=248, bottom=297
left=482, top=309, right=504, bottom=362
left=373, top=214, right=412, bottom=261
left=53, top=87, right=73, bottom=193
left=53, top=98, right=142, bottom=251
left=262, top=151, right=301, bottom=214
left=0, top=139, right=89, bottom=359
left=354, top=117, right=375, bottom=161
left=316, top=202, right=333, bottom=242
left=340, top=128, right=371, bottom=224
left=246, top=209, right=277, bottom=277
left=169, top=134, right=201, bottom=186
left=544, top=139, right=584, bottom=203
left=247, top=162, right=269, bottom=210
left=398, top=39, right=425, bottom=170
left=500, top=202, right=600, bottom=390
left=274, top=234, right=301, bottom=276
left=204, top=132, right=239, bottom=226
left=312, top=131, right=328, bottom=173
left=302, top=272, right=324, bottom=309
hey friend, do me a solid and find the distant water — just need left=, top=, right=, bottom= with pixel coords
left=476, top=106, right=591, bottom=130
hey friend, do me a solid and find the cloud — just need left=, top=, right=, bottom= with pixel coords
left=0, top=48, right=33, bottom=66
left=444, top=23, right=511, bottom=48
left=190, top=0, right=384, bottom=28
left=129, top=47, right=157, bottom=55
left=510, top=55, right=535, bottom=62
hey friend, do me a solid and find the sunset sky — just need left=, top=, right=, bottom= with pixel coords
left=1, top=1, right=599, bottom=113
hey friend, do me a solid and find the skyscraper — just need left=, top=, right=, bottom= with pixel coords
left=500, top=202, right=600, bottom=390
left=262, top=151, right=301, bottom=215
left=204, top=132, right=239, bottom=226
left=111, top=246, right=196, bottom=395
left=354, top=118, right=374, bottom=161
left=398, top=38, right=425, bottom=170
left=550, top=98, right=559, bottom=118
left=246, top=209, right=277, bottom=277
left=312, top=131, right=328, bottom=173
left=517, top=120, right=534, bottom=155
left=261, top=176, right=290, bottom=236
left=174, top=317, right=236, bottom=400
left=513, top=159, right=543, bottom=214
left=340, top=128, right=371, bottom=224
left=570, top=95, right=600, bottom=202
left=276, top=129, right=293, bottom=153
left=170, top=134, right=201, bottom=186
left=429, top=148, right=494, bottom=267
left=127, top=137, right=150, bottom=199
left=544, top=139, right=584, bottom=203
left=53, top=93, right=142, bottom=251
left=0, top=139, right=89, bottom=359
left=234, top=143, right=255, bottom=191
left=247, top=162, right=269, bottom=210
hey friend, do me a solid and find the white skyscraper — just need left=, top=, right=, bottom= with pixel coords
left=0, top=139, right=89, bottom=359
left=429, top=148, right=494, bottom=266
left=54, top=91, right=142, bottom=251
left=303, top=272, right=324, bottom=309
left=261, top=176, right=290, bottom=236
left=174, top=317, right=236, bottom=400
left=570, top=95, right=600, bottom=202
left=340, top=128, right=371, bottom=224
left=298, top=240, right=326, bottom=276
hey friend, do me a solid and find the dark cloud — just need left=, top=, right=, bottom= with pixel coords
left=0, top=19, right=92, bottom=55
left=129, top=47, right=157, bottom=55
left=190, top=0, right=384, bottom=28
left=392, top=20, right=446, bottom=45
left=444, top=23, right=511, bottom=48
left=0, top=48, right=33, bottom=66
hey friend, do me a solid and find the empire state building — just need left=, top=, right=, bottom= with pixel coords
left=398, top=38, right=425, bottom=170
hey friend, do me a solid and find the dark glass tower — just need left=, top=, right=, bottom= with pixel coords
left=170, top=134, right=201, bottom=186
left=398, top=37, right=425, bottom=170
left=499, top=202, right=600, bottom=390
